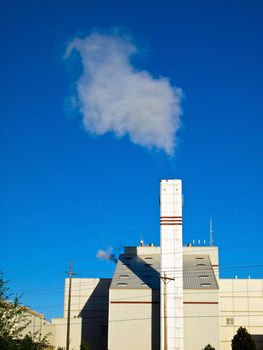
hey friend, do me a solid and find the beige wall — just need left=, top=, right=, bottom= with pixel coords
left=108, top=288, right=159, bottom=350
left=64, top=278, right=103, bottom=317
left=108, top=287, right=223, bottom=350
left=59, top=255, right=263, bottom=350
left=219, top=279, right=263, bottom=350
left=184, top=289, right=220, bottom=350
left=64, top=277, right=110, bottom=350
left=51, top=317, right=81, bottom=350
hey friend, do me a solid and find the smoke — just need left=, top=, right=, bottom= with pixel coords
left=96, top=247, right=117, bottom=263
left=65, top=32, right=183, bottom=155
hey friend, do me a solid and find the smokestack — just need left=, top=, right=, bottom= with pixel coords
left=160, top=179, right=184, bottom=350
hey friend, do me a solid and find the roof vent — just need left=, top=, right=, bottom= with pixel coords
left=201, top=282, right=211, bottom=287
left=117, top=283, right=127, bottom=287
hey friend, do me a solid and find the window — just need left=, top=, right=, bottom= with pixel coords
left=199, top=275, right=209, bottom=279
left=119, top=274, right=129, bottom=279
left=196, top=257, right=205, bottom=260
left=197, top=263, right=206, bottom=267
left=226, top=318, right=234, bottom=325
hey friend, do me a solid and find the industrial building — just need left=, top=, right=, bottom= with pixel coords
left=52, top=179, right=263, bottom=350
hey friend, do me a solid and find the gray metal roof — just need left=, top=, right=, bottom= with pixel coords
left=183, top=254, right=218, bottom=289
left=110, top=254, right=160, bottom=289
left=110, top=252, right=218, bottom=290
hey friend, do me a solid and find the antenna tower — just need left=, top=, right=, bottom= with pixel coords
left=210, top=217, right=213, bottom=246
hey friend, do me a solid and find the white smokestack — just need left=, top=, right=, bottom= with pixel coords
left=160, top=179, right=184, bottom=350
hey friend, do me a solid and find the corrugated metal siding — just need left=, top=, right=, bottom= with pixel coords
left=110, top=254, right=160, bottom=289
left=110, top=252, right=218, bottom=290
left=108, top=289, right=159, bottom=350
left=184, top=288, right=220, bottom=350
left=183, top=254, right=219, bottom=289
left=108, top=248, right=220, bottom=350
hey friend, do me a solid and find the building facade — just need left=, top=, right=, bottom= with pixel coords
left=59, top=243, right=263, bottom=350
left=54, top=179, right=263, bottom=350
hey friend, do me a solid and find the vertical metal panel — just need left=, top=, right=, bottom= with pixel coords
left=108, top=289, right=156, bottom=350
left=219, top=279, right=263, bottom=350
left=184, top=289, right=220, bottom=350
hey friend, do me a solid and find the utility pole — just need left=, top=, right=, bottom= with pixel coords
left=161, top=273, right=175, bottom=350
left=66, top=261, right=76, bottom=350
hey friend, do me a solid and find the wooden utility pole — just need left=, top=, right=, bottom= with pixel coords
left=66, top=261, right=76, bottom=350
left=161, top=273, right=175, bottom=350
left=163, top=272, right=168, bottom=350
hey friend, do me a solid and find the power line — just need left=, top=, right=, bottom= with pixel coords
left=14, top=262, right=263, bottom=297
left=23, top=312, right=263, bottom=328
left=25, top=283, right=263, bottom=313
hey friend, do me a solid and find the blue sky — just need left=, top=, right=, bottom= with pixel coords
left=1, top=0, right=263, bottom=319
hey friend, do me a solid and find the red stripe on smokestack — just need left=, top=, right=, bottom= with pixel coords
left=160, top=220, right=182, bottom=222
left=160, top=218, right=182, bottom=220
left=160, top=223, right=182, bottom=226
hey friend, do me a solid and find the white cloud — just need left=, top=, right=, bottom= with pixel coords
left=65, top=32, right=183, bottom=154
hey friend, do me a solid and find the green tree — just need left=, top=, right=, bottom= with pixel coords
left=0, top=272, right=49, bottom=350
left=0, top=272, right=29, bottom=343
left=80, top=341, right=92, bottom=350
left=231, top=327, right=256, bottom=350
left=203, top=344, right=215, bottom=350
left=18, top=333, right=49, bottom=350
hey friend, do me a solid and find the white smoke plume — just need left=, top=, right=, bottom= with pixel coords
left=65, top=32, right=183, bottom=155
left=96, top=246, right=117, bottom=263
